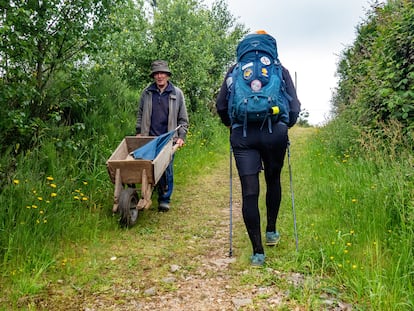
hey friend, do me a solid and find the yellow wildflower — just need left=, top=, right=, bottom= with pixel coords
left=46, top=176, right=54, bottom=181
left=50, top=183, right=57, bottom=188
left=13, top=179, right=20, bottom=185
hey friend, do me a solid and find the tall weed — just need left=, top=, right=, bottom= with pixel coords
left=303, top=120, right=414, bottom=310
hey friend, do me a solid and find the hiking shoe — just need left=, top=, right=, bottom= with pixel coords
left=158, top=202, right=170, bottom=212
left=250, top=253, right=265, bottom=267
left=266, top=231, right=280, bottom=246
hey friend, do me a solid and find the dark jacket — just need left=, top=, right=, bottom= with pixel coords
left=215, top=65, right=301, bottom=128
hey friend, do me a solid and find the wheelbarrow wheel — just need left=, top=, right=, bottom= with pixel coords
left=119, top=187, right=139, bottom=227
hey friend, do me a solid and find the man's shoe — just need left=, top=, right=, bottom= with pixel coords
left=266, top=231, right=280, bottom=246
left=158, top=202, right=170, bottom=212
left=250, top=253, right=265, bottom=267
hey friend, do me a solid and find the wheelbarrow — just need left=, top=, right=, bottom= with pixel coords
left=106, top=134, right=178, bottom=227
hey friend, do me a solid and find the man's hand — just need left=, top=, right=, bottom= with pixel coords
left=175, top=138, right=185, bottom=147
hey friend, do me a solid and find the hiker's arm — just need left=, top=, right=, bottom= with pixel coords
left=283, top=67, right=301, bottom=127
left=216, top=67, right=234, bottom=127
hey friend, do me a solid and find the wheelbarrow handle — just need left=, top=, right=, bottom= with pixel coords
left=172, top=144, right=180, bottom=154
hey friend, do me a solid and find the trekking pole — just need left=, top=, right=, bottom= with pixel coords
left=287, top=140, right=299, bottom=251
left=229, top=144, right=233, bottom=257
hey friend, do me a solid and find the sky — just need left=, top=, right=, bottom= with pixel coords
left=204, top=0, right=381, bottom=125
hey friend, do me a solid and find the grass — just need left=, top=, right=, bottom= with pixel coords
left=0, top=117, right=413, bottom=309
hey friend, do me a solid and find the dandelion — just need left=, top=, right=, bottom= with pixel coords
left=74, top=189, right=81, bottom=193
left=83, top=181, right=88, bottom=185
left=51, top=193, right=57, bottom=197
left=37, top=197, right=43, bottom=201
left=82, top=197, right=88, bottom=201
left=350, top=230, right=355, bottom=235
left=43, top=219, right=47, bottom=223
left=47, top=176, right=54, bottom=181
left=330, top=256, right=334, bottom=260
left=338, top=264, right=343, bottom=268
left=352, top=264, right=357, bottom=269
left=50, top=183, right=57, bottom=188
left=344, top=249, right=349, bottom=254
left=351, top=199, right=357, bottom=203
left=346, top=242, right=352, bottom=246
left=13, top=179, right=20, bottom=185
left=39, top=210, right=44, bottom=214
left=36, top=219, right=40, bottom=224
left=26, top=205, right=31, bottom=209
left=74, top=196, right=80, bottom=200
left=32, top=205, right=38, bottom=209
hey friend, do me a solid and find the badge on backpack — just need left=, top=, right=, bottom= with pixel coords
left=260, top=56, right=271, bottom=65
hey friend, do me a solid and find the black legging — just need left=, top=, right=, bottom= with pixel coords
left=240, top=168, right=282, bottom=254
left=231, top=122, right=288, bottom=255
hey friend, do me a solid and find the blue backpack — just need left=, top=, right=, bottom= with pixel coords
left=227, top=33, right=291, bottom=136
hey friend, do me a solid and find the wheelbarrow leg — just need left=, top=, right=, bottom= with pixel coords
left=137, top=169, right=153, bottom=210
left=112, top=168, right=122, bottom=213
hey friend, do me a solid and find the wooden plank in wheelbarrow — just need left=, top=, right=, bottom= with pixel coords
left=106, top=136, right=155, bottom=185
left=106, top=136, right=174, bottom=185
left=152, top=137, right=174, bottom=185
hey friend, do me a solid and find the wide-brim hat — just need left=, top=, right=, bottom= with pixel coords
left=150, top=60, right=172, bottom=77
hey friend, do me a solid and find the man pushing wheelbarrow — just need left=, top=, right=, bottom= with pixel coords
left=135, top=60, right=189, bottom=213
left=107, top=60, right=188, bottom=227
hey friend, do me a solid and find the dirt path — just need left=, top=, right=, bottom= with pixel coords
left=29, top=149, right=303, bottom=311
left=26, top=128, right=324, bottom=310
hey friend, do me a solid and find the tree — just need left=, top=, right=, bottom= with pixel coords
left=146, top=0, right=246, bottom=113
left=0, top=0, right=122, bottom=151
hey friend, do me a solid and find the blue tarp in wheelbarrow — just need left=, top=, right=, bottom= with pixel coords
left=130, top=128, right=177, bottom=161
